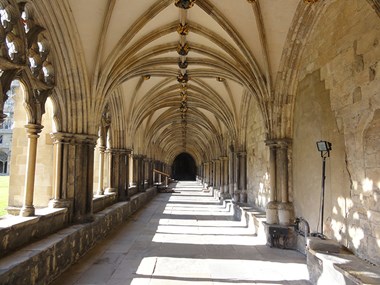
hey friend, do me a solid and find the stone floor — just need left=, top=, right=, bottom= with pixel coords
left=53, top=181, right=311, bottom=285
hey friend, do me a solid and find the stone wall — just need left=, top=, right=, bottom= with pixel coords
left=0, top=187, right=157, bottom=285
left=246, top=97, right=269, bottom=210
left=293, top=0, right=380, bottom=264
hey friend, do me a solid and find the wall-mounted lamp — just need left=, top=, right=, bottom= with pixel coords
left=316, top=140, right=332, bottom=236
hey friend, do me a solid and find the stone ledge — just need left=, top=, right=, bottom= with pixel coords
left=231, top=201, right=267, bottom=241
left=0, top=187, right=157, bottom=285
left=307, top=247, right=380, bottom=285
left=0, top=208, right=68, bottom=258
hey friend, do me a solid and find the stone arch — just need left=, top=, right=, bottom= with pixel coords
left=172, top=152, right=197, bottom=181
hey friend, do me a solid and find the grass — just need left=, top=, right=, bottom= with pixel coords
left=0, top=176, right=9, bottom=216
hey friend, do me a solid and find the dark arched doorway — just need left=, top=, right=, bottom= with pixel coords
left=172, top=152, right=196, bottom=181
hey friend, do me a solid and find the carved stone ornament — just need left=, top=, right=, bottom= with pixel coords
left=177, top=72, right=189, bottom=83
left=178, top=59, right=188, bottom=69
left=177, top=42, right=189, bottom=56
left=177, top=23, right=189, bottom=35
left=174, top=0, right=196, bottom=9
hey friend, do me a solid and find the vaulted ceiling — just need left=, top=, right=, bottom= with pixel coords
left=68, top=0, right=301, bottom=163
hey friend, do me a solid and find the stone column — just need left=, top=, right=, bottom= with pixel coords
left=105, top=149, right=117, bottom=194
left=233, top=151, right=239, bottom=202
left=220, top=156, right=229, bottom=199
left=277, top=140, right=293, bottom=225
left=117, top=149, right=129, bottom=201
left=49, top=132, right=97, bottom=223
left=20, top=124, right=43, bottom=217
left=265, top=139, right=293, bottom=225
left=148, top=159, right=153, bottom=187
left=128, top=153, right=134, bottom=187
left=265, top=140, right=279, bottom=224
left=49, top=132, right=71, bottom=209
left=96, top=146, right=106, bottom=195
left=228, top=148, right=235, bottom=198
left=239, top=152, right=247, bottom=203
left=132, top=154, right=139, bottom=188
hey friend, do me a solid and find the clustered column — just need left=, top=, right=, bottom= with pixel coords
left=265, top=139, right=294, bottom=225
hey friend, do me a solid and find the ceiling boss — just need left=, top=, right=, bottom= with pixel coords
left=174, top=0, right=196, bottom=9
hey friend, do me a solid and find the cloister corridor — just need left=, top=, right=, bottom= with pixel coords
left=54, top=181, right=310, bottom=285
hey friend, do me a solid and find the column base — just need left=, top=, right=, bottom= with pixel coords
left=240, top=191, right=247, bottom=203
left=105, top=187, right=117, bottom=194
left=19, top=205, right=35, bottom=217
left=233, top=191, right=241, bottom=203
left=48, top=199, right=72, bottom=209
left=278, top=202, right=294, bottom=225
left=266, top=201, right=279, bottom=224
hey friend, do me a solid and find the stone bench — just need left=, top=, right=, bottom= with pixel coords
left=307, top=238, right=380, bottom=285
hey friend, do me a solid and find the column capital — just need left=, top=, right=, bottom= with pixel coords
left=220, top=156, right=228, bottom=160
left=265, top=138, right=291, bottom=148
left=50, top=132, right=98, bottom=145
left=25, top=124, right=43, bottom=137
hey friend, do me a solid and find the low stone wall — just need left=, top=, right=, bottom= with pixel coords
left=93, top=193, right=117, bottom=213
left=0, top=208, right=69, bottom=258
left=0, top=187, right=157, bottom=285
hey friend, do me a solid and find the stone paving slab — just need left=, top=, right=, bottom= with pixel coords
left=53, top=181, right=311, bottom=285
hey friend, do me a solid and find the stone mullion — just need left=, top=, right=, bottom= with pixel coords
left=19, top=124, right=43, bottom=217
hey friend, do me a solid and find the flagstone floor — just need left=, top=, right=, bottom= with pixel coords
left=53, top=181, right=311, bottom=285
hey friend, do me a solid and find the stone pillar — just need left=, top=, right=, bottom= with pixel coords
left=20, top=124, right=43, bottom=217
left=117, top=149, right=129, bottom=201
left=277, top=140, right=293, bottom=225
left=265, top=139, right=293, bottom=225
left=96, top=146, right=106, bottom=195
left=239, top=152, right=247, bottom=203
left=228, top=149, right=235, bottom=198
left=220, top=157, right=229, bottom=199
left=265, top=141, right=279, bottom=224
left=132, top=154, right=138, bottom=188
left=128, top=153, right=134, bottom=187
left=105, top=149, right=117, bottom=194
left=49, top=132, right=71, bottom=209
left=233, top=151, right=240, bottom=202
left=49, top=132, right=97, bottom=223
left=148, top=159, right=153, bottom=187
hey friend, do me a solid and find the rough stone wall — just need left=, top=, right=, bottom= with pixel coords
left=293, top=0, right=380, bottom=264
left=246, top=97, right=269, bottom=210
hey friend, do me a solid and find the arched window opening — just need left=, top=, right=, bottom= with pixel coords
left=1, top=80, right=19, bottom=216
left=172, top=152, right=196, bottom=181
